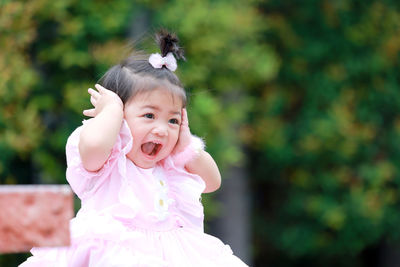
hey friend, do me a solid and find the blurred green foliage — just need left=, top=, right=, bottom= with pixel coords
left=2, top=0, right=400, bottom=266
left=251, top=0, right=400, bottom=266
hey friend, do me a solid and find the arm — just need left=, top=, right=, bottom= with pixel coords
left=79, top=84, right=124, bottom=172
left=173, top=109, right=222, bottom=193
left=185, top=150, right=221, bottom=193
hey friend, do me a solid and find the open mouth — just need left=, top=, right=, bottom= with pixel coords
left=141, top=142, right=162, bottom=157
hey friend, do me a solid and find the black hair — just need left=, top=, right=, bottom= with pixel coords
left=97, top=29, right=186, bottom=106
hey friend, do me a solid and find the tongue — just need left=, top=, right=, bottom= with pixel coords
left=142, top=142, right=156, bottom=155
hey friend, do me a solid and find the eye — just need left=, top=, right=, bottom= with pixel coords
left=143, top=113, right=154, bottom=119
left=169, top=118, right=180, bottom=125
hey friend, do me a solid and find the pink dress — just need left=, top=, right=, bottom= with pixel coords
left=20, top=120, right=247, bottom=267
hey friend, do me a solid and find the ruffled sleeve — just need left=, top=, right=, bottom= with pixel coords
left=65, top=120, right=132, bottom=200
left=170, top=135, right=205, bottom=169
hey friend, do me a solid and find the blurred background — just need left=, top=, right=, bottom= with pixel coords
left=1, top=0, right=400, bottom=266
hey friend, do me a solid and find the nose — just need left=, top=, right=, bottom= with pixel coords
left=152, top=123, right=168, bottom=137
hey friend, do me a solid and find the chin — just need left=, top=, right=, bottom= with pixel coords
left=137, top=161, right=156, bottom=169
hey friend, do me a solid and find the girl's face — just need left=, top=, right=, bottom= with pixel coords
left=124, top=88, right=182, bottom=169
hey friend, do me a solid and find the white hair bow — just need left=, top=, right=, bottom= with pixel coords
left=148, top=52, right=177, bottom=72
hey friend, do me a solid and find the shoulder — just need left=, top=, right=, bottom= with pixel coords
left=65, top=120, right=133, bottom=199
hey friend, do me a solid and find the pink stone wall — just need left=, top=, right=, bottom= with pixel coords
left=0, top=185, right=73, bottom=253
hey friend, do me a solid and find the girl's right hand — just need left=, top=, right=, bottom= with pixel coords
left=79, top=84, right=124, bottom=172
left=83, top=84, right=123, bottom=117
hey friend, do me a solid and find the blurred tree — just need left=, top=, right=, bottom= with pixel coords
left=0, top=0, right=137, bottom=186
left=250, top=0, right=400, bottom=266
left=0, top=1, right=44, bottom=185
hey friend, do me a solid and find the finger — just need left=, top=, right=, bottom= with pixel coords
left=95, top=83, right=122, bottom=101
left=181, top=108, right=189, bottom=127
left=95, top=83, right=108, bottom=94
left=90, top=95, right=97, bottom=107
left=83, top=108, right=96, bottom=117
left=88, top=88, right=101, bottom=99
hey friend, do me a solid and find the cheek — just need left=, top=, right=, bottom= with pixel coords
left=170, top=128, right=180, bottom=144
left=128, top=123, right=145, bottom=145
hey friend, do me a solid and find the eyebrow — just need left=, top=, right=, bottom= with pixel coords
left=142, top=105, right=181, bottom=116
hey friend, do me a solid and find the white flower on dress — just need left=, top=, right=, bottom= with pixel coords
left=157, top=177, right=169, bottom=194
left=147, top=167, right=174, bottom=222
left=152, top=191, right=174, bottom=221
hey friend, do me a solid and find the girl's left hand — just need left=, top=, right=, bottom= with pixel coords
left=172, top=108, right=192, bottom=154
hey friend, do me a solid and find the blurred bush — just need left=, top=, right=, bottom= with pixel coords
left=251, top=1, right=400, bottom=266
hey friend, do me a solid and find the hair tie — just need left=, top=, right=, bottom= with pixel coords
left=148, top=52, right=177, bottom=72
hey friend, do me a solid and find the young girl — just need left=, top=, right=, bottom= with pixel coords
left=20, top=30, right=248, bottom=266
